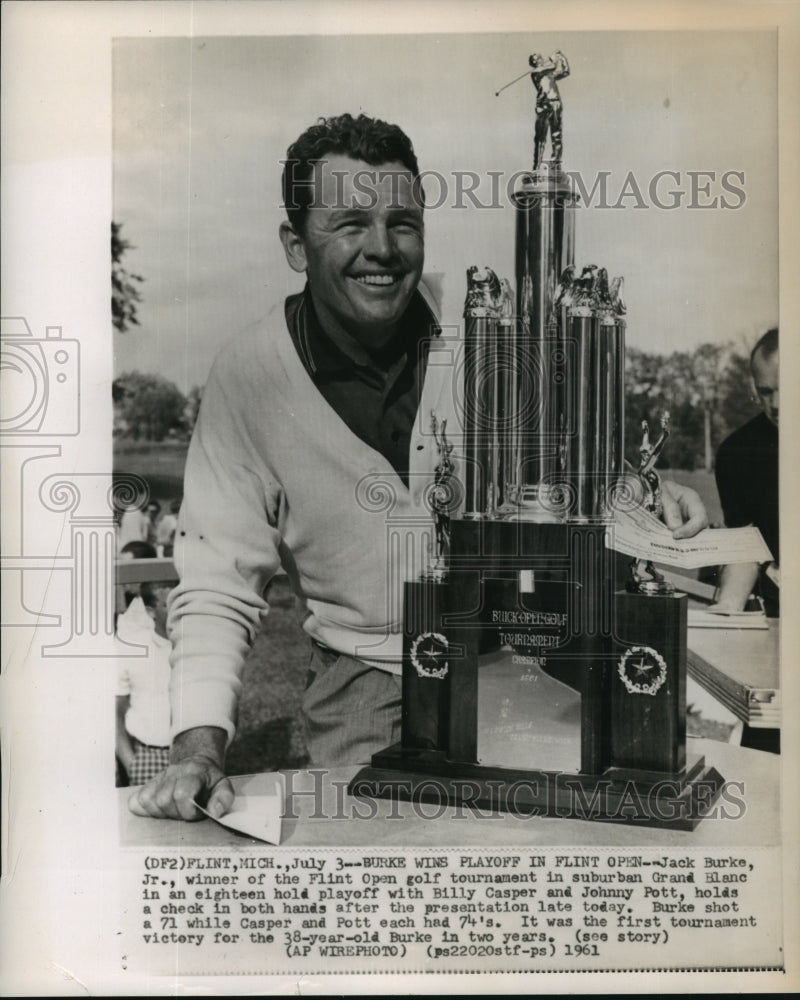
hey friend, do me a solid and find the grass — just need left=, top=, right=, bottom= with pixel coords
left=114, top=440, right=730, bottom=773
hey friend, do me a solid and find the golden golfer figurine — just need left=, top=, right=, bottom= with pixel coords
left=529, top=49, right=570, bottom=170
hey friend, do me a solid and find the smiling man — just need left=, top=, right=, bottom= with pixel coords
left=130, top=114, right=443, bottom=821
left=280, top=153, right=425, bottom=354
left=129, top=113, right=708, bottom=822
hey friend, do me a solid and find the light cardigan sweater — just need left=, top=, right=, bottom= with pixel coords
left=168, top=281, right=462, bottom=743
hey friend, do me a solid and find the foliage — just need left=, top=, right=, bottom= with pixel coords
left=112, top=222, right=144, bottom=333
left=113, top=371, right=188, bottom=441
left=625, top=342, right=757, bottom=471
left=717, top=352, right=757, bottom=432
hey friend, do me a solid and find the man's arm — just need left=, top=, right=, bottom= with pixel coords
left=553, top=50, right=570, bottom=80
left=128, top=726, right=234, bottom=820
left=711, top=434, right=764, bottom=610
left=711, top=561, right=760, bottom=612
left=128, top=347, right=284, bottom=820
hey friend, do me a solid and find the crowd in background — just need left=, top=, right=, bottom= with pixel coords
left=115, top=495, right=181, bottom=786
left=117, top=497, right=180, bottom=560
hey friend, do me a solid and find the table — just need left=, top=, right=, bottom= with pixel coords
left=687, top=621, right=779, bottom=729
left=120, top=738, right=779, bottom=850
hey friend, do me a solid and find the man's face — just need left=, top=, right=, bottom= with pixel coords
left=281, top=155, right=424, bottom=354
left=751, top=348, right=779, bottom=427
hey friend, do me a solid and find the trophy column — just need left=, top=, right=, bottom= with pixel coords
left=401, top=579, right=449, bottom=751
left=507, top=170, right=575, bottom=518
left=400, top=417, right=453, bottom=753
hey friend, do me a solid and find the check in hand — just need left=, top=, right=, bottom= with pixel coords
left=128, top=726, right=234, bottom=821
left=659, top=479, right=709, bottom=539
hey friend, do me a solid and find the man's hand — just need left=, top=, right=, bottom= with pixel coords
left=660, top=479, right=709, bottom=539
left=128, top=726, right=234, bottom=821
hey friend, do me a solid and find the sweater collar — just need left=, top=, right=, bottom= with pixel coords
left=284, top=283, right=438, bottom=379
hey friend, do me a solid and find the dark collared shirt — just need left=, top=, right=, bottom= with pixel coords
left=285, top=286, right=437, bottom=487
left=715, top=412, right=779, bottom=616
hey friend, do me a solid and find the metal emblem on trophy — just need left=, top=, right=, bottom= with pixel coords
left=351, top=49, right=724, bottom=828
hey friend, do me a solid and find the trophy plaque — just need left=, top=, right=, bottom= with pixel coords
left=350, top=51, right=724, bottom=829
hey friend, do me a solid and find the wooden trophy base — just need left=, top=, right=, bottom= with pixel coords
left=349, top=749, right=725, bottom=831
left=349, top=520, right=726, bottom=831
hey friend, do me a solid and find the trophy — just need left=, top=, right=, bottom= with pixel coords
left=350, top=52, right=724, bottom=828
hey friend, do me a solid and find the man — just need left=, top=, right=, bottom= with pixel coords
left=155, top=497, right=181, bottom=557
left=713, top=327, right=779, bottom=616
left=130, top=113, right=707, bottom=821
left=116, top=498, right=151, bottom=553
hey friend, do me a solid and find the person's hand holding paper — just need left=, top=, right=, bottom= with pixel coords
left=659, top=479, right=710, bottom=540
left=609, top=504, right=772, bottom=570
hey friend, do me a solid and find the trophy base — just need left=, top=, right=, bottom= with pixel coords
left=382, top=520, right=725, bottom=830
left=629, top=579, right=677, bottom=596
left=498, top=484, right=566, bottom=523
left=349, top=747, right=726, bottom=831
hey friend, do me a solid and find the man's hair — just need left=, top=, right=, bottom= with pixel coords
left=750, top=326, right=778, bottom=369
left=282, top=113, right=421, bottom=232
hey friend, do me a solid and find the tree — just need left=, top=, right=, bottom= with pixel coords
left=112, top=222, right=144, bottom=333
left=692, top=343, right=731, bottom=471
left=718, top=351, right=758, bottom=435
left=625, top=348, right=699, bottom=469
left=625, top=343, right=753, bottom=471
left=113, top=371, right=188, bottom=441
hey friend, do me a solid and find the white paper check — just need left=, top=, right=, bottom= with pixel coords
left=195, top=772, right=284, bottom=844
left=607, top=505, right=772, bottom=569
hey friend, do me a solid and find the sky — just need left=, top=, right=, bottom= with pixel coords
left=113, top=30, right=778, bottom=393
